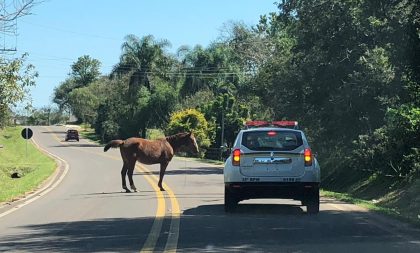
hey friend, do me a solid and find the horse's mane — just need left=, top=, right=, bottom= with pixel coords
left=165, top=132, right=189, bottom=142
left=164, top=132, right=190, bottom=150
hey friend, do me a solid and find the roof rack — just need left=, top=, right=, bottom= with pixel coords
left=244, top=120, right=299, bottom=130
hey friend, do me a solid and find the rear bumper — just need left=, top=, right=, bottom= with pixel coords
left=225, top=182, right=319, bottom=201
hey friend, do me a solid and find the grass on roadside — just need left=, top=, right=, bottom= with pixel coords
left=78, top=126, right=102, bottom=144
left=0, top=127, right=56, bottom=203
left=321, top=189, right=420, bottom=226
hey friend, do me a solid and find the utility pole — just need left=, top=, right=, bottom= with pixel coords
left=0, top=0, right=37, bottom=53
left=47, top=108, right=51, bottom=125
left=220, top=109, right=225, bottom=160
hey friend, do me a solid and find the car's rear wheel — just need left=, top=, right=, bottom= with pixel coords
left=224, top=186, right=238, bottom=213
left=305, top=187, right=320, bottom=214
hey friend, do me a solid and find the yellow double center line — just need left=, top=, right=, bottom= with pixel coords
left=138, top=166, right=180, bottom=253
left=44, top=127, right=181, bottom=253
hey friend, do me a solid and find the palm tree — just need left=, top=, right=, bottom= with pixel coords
left=111, top=35, right=176, bottom=138
left=111, top=34, right=172, bottom=93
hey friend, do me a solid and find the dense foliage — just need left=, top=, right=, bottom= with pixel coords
left=0, top=54, right=38, bottom=128
left=49, top=0, right=419, bottom=183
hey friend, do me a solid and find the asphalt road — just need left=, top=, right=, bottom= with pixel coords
left=0, top=125, right=419, bottom=253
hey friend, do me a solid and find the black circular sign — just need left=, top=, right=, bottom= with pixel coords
left=21, top=128, right=33, bottom=139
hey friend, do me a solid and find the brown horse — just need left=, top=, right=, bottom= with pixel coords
left=104, top=132, right=199, bottom=192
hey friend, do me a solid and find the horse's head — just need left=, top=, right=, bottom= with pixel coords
left=184, top=132, right=199, bottom=155
left=166, top=132, right=200, bottom=155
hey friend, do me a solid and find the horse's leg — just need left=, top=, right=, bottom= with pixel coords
left=127, top=160, right=137, bottom=192
left=121, top=163, right=130, bottom=193
left=157, top=162, right=169, bottom=191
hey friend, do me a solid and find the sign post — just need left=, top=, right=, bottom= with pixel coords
left=21, top=128, right=33, bottom=158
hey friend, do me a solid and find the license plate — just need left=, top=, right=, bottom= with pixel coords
left=254, top=157, right=292, bottom=164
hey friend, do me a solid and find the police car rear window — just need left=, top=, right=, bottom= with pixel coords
left=241, top=130, right=303, bottom=151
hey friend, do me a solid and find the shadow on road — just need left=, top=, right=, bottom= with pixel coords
left=50, top=143, right=102, bottom=148
left=41, top=131, right=67, bottom=134
left=80, top=191, right=156, bottom=195
left=0, top=217, right=157, bottom=252
left=73, top=191, right=157, bottom=200
left=134, top=167, right=223, bottom=176
left=178, top=203, right=419, bottom=252
left=70, top=191, right=158, bottom=201
left=2, top=204, right=418, bottom=252
left=184, top=203, right=304, bottom=216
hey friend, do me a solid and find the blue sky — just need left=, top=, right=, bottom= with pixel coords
left=13, top=0, right=278, bottom=108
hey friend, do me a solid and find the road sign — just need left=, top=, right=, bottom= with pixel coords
left=21, top=128, right=33, bottom=139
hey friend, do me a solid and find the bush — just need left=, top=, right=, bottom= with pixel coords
left=350, top=104, right=420, bottom=180
left=166, top=108, right=212, bottom=150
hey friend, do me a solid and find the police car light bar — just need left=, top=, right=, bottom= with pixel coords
left=245, top=121, right=270, bottom=128
left=245, top=120, right=299, bottom=129
left=271, top=121, right=298, bottom=128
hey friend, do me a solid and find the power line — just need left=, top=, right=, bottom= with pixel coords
left=20, top=20, right=121, bottom=41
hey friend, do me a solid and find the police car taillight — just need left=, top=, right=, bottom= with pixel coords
left=232, top=149, right=241, bottom=166
left=304, top=148, right=312, bottom=166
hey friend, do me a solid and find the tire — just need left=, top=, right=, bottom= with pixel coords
left=306, top=186, right=320, bottom=214
left=224, top=186, right=238, bottom=213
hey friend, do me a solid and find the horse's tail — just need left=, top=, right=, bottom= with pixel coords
left=104, top=140, right=124, bottom=152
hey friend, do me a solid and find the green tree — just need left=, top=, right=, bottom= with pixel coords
left=147, top=77, right=179, bottom=128
left=52, top=55, right=101, bottom=119
left=70, top=55, right=101, bottom=88
left=109, top=35, right=179, bottom=137
left=112, top=34, right=174, bottom=92
left=178, top=43, right=243, bottom=97
left=200, top=92, right=248, bottom=147
left=351, top=105, right=420, bottom=180
left=67, top=86, right=100, bottom=125
left=93, top=77, right=128, bottom=141
left=52, top=79, right=76, bottom=111
left=257, top=0, right=420, bottom=185
left=0, top=54, right=37, bottom=128
left=53, top=55, right=101, bottom=121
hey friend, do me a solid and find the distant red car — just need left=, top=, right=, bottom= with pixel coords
left=65, top=129, right=79, bottom=142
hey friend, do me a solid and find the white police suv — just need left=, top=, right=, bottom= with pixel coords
left=224, top=121, right=320, bottom=213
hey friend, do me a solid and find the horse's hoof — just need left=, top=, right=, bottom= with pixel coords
left=124, top=189, right=131, bottom=193
left=132, top=189, right=138, bottom=192
left=160, top=188, right=165, bottom=191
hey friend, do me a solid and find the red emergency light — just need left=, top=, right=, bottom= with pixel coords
left=271, top=121, right=298, bottom=128
left=245, top=121, right=270, bottom=128
left=245, top=120, right=299, bottom=129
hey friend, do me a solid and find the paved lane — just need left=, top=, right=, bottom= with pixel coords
left=0, top=126, right=167, bottom=252
left=1, top=125, right=420, bottom=252
left=145, top=159, right=420, bottom=253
